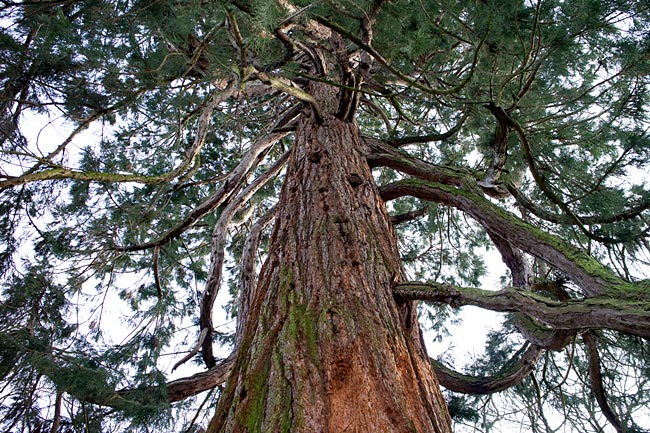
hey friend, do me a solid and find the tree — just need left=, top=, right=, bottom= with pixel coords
left=1, top=0, right=649, bottom=431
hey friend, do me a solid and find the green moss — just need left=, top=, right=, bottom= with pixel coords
left=267, top=349, right=293, bottom=432
left=395, top=178, right=625, bottom=292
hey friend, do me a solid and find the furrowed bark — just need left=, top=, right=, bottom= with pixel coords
left=208, top=115, right=452, bottom=433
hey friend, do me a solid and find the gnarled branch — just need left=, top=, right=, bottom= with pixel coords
left=113, top=132, right=287, bottom=252
left=430, top=344, right=543, bottom=394
left=395, top=282, right=650, bottom=339
left=381, top=179, right=626, bottom=296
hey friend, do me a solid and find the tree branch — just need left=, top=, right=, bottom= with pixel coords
left=390, top=206, right=429, bottom=225
left=200, top=150, right=290, bottom=367
left=236, top=206, right=277, bottom=344
left=583, top=332, right=624, bottom=432
left=386, top=110, right=470, bottom=147
left=394, top=282, right=650, bottom=339
left=113, top=132, right=288, bottom=252
left=430, top=344, right=543, bottom=394
left=381, top=179, right=626, bottom=296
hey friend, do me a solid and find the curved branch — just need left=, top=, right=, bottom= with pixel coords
left=380, top=179, right=626, bottom=295
left=365, top=137, right=479, bottom=191
left=132, top=351, right=234, bottom=403
left=171, top=327, right=208, bottom=372
left=430, top=344, right=543, bottom=394
left=0, top=83, right=234, bottom=191
left=114, top=132, right=288, bottom=252
left=386, top=110, right=470, bottom=148
left=582, top=332, right=624, bottom=432
left=477, top=103, right=513, bottom=189
left=394, top=282, right=650, bottom=339
left=483, top=217, right=576, bottom=350
left=390, top=206, right=429, bottom=225
left=512, top=313, right=576, bottom=351
left=200, top=150, right=290, bottom=367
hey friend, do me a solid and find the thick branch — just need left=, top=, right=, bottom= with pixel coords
left=381, top=179, right=626, bottom=295
left=477, top=103, right=513, bottom=189
left=430, top=344, right=543, bottom=394
left=164, top=352, right=235, bottom=402
left=512, top=313, right=577, bottom=350
left=365, top=137, right=479, bottom=191
left=395, top=282, right=650, bottom=339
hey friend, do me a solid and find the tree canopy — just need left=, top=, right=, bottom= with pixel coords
left=1, top=0, right=649, bottom=432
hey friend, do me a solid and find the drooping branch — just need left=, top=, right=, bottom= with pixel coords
left=430, top=344, right=543, bottom=394
left=381, top=179, right=626, bottom=295
left=0, top=83, right=234, bottom=191
left=113, top=132, right=288, bottom=252
left=394, top=282, right=650, bottom=339
left=477, top=103, right=513, bottom=190
left=582, top=332, right=624, bottom=432
left=200, top=150, right=290, bottom=367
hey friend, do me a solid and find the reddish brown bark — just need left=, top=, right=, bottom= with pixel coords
left=207, top=115, right=452, bottom=433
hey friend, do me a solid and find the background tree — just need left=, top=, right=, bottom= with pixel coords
left=1, top=0, right=649, bottom=432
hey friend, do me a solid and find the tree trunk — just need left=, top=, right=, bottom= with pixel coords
left=207, top=114, right=452, bottom=433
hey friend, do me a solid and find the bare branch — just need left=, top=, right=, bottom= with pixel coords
left=200, top=150, right=290, bottom=367
left=172, top=327, right=208, bottom=372
left=431, top=344, right=543, bottom=394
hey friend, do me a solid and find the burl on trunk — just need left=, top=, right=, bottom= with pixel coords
left=208, top=115, right=452, bottom=433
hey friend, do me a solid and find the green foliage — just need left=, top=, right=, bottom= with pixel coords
left=0, top=0, right=649, bottom=431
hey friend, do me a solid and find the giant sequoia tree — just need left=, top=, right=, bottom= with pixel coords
left=1, top=1, right=649, bottom=432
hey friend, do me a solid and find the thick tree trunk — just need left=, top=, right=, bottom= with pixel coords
left=207, top=114, right=452, bottom=433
